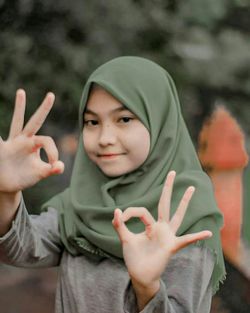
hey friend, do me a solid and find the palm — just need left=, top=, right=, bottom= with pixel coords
left=122, top=223, right=176, bottom=285
left=112, top=171, right=212, bottom=287
left=0, top=90, right=64, bottom=193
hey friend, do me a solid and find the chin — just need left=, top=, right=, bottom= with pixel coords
left=100, top=167, right=131, bottom=178
left=102, top=170, right=126, bottom=177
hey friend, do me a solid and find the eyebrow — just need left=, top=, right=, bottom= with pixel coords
left=84, top=105, right=131, bottom=116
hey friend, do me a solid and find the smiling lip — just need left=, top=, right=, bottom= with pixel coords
left=98, top=153, right=124, bottom=158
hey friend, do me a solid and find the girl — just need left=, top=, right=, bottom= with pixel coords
left=0, top=56, right=225, bottom=312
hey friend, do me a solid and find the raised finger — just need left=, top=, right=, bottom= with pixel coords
left=158, top=171, right=176, bottom=222
left=9, top=89, right=26, bottom=139
left=170, top=186, right=195, bottom=233
left=23, top=92, right=55, bottom=136
left=31, top=135, right=59, bottom=164
left=112, top=209, right=133, bottom=244
left=174, top=230, right=212, bottom=253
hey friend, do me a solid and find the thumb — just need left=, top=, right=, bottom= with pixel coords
left=174, top=231, right=212, bottom=252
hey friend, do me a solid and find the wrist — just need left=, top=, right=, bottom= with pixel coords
left=131, top=278, right=160, bottom=311
left=0, top=191, right=21, bottom=236
left=0, top=191, right=21, bottom=208
left=131, top=278, right=160, bottom=293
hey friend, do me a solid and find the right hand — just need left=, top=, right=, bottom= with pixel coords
left=0, top=89, right=65, bottom=193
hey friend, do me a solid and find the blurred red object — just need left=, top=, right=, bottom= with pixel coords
left=198, top=105, right=250, bottom=278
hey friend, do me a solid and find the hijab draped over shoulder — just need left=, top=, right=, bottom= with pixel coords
left=42, top=56, right=225, bottom=293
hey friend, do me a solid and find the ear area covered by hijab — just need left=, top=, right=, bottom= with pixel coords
left=42, top=56, right=226, bottom=293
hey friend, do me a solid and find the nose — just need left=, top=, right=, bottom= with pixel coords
left=98, top=124, right=117, bottom=146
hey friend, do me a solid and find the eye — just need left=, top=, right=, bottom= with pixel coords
left=119, top=117, right=134, bottom=123
left=83, top=119, right=98, bottom=126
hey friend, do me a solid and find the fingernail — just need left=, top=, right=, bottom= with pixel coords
left=47, top=92, right=55, bottom=100
left=17, top=89, right=25, bottom=96
left=169, top=170, right=176, bottom=176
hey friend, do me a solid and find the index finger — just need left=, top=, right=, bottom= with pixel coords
left=158, top=171, right=176, bottom=222
left=23, top=92, right=55, bottom=136
left=9, top=89, right=26, bottom=139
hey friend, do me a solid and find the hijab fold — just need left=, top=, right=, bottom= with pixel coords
left=42, top=56, right=225, bottom=293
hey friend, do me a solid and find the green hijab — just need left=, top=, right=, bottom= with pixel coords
left=42, top=56, right=225, bottom=293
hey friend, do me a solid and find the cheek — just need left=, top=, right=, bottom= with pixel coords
left=82, top=131, right=93, bottom=154
left=139, top=131, right=151, bottom=161
left=127, top=127, right=150, bottom=162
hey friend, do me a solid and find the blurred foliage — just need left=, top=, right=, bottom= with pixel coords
left=1, top=0, right=250, bottom=136
left=0, top=0, right=250, bottom=210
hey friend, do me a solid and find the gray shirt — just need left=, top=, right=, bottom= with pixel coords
left=0, top=197, right=214, bottom=313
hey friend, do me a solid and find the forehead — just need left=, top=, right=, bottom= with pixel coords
left=84, top=85, right=131, bottom=114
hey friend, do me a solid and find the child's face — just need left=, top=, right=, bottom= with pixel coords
left=82, top=86, right=150, bottom=177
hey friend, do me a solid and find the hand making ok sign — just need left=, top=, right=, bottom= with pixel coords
left=112, top=171, right=212, bottom=289
left=0, top=89, right=64, bottom=193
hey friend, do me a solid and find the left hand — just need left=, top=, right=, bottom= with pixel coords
left=112, top=171, right=212, bottom=289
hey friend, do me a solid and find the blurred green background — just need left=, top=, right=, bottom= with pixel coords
left=1, top=1, right=250, bottom=312
left=1, top=0, right=250, bottom=209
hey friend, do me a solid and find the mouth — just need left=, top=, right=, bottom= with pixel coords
left=97, top=153, right=125, bottom=159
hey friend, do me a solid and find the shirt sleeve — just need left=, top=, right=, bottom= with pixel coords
left=124, top=245, right=214, bottom=313
left=0, top=195, right=63, bottom=267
